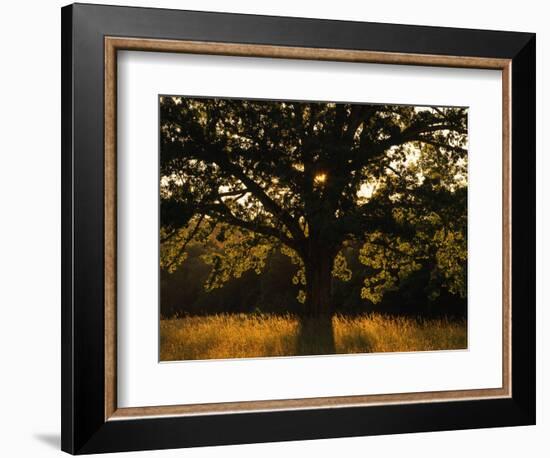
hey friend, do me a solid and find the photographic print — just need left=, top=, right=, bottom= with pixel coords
left=159, top=96, right=468, bottom=361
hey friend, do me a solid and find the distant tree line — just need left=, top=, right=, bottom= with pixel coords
left=161, top=242, right=466, bottom=319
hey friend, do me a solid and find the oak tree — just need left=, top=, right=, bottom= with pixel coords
left=160, top=97, right=467, bottom=317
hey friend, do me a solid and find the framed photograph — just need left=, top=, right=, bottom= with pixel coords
left=61, top=3, right=536, bottom=454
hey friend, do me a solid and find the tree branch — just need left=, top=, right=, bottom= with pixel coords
left=414, top=138, right=467, bottom=154
left=213, top=155, right=305, bottom=243
left=204, top=202, right=302, bottom=254
left=165, top=213, right=206, bottom=270
left=354, top=121, right=466, bottom=168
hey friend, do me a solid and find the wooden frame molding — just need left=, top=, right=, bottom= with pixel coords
left=104, top=36, right=512, bottom=421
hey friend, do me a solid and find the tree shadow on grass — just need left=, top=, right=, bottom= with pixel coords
left=336, top=329, right=376, bottom=354
left=296, top=316, right=336, bottom=356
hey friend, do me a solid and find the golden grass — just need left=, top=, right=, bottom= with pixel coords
left=160, top=313, right=467, bottom=361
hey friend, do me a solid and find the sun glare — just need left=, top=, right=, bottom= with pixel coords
left=314, top=172, right=327, bottom=185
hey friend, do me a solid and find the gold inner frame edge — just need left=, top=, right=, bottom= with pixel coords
left=104, top=36, right=512, bottom=421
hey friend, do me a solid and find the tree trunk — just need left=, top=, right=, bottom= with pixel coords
left=303, top=245, right=335, bottom=317
left=298, top=244, right=336, bottom=354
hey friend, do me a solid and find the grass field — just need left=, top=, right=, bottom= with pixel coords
left=160, top=313, right=467, bottom=361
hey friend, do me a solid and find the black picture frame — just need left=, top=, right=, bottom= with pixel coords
left=61, top=3, right=536, bottom=454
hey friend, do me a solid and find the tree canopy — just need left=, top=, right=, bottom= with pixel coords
left=160, top=96, right=467, bottom=317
